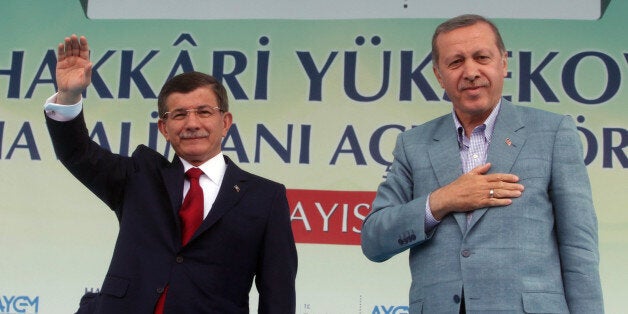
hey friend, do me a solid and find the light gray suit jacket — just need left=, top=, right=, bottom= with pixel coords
left=361, top=99, right=603, bottom=313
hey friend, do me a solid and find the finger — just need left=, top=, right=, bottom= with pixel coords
left=492, top=187, right=523, bottom=199
left=488, top=197, right=515, bottom=207
left=492, top=181, right=525, bottom=194
left=483, top=188, right=519, bottom=207
left=62, top=36, right=72, bottom=57
left=487, top=173, right=519, bottom=183
left=84, top=62, right=93, bottom=83
left=500, top=181, right=524, bottom=191
left=68, top=34, right=80, bottom=57
left=57, top=43, right=66, bottom=60
left=79, top=35, right=90, bottom=59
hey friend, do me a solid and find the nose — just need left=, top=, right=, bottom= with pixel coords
left=183, top=111, right=202, bottom=128
left=462, top=62, right=480, bottom=81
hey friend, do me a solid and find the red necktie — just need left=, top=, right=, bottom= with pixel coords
left=154, top=167, right=205, bottom=314
left=179, top=167, right=205, bottom=245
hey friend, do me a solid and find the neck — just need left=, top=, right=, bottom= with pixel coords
left=457, top=112, right=490, bottom=138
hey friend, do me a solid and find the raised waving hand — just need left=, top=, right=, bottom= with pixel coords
left=56, top=34, right=92, bottom=105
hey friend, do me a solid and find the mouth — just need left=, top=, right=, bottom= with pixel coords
left=461, top=84, right=486, bottom=92
left=181, top=137, right=205, bottom=142
left=459, top=84, right=489, bottom=98
left=459, top=79, right=489, bottom=92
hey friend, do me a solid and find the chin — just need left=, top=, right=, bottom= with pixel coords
left=462, top=98, right=492, bottom=109
left=182, top=150, right=207, bottom=159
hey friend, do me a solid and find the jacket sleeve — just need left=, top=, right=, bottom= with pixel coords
left=45, top=111, right=133, bottom=212
left=550, top=115, right=604, bottom=313
left=361, top=133, right=431, bottom=263
left=255, top=184, right=298, bottom=314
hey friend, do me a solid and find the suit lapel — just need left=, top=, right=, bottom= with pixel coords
left=160, top=156, right=185, bottom=245
left=191, top=156, right=248, bottom=241
left=467, top=99, right=526, bottom=231
left=427, top=116, right=468, bottom=232
left=486, top=100, right=526, bottom=174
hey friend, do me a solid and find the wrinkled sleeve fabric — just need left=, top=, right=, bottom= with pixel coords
left=361, top=133, right=432, bottom=262
left=550, top=116, right=604, bottom=313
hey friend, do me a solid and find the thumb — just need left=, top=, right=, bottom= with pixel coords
left=470, top=163, right=491, bottom=175
left=84, top=62, right=93, bottom=83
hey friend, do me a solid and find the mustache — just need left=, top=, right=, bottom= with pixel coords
left=459, top=79, right=489, bottom=91
left=179, top=130, right=210, bottom=139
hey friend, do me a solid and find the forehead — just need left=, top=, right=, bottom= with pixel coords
left=436, top=22, right=499, bottom=56
left=165, top=86, right=218, bottom=109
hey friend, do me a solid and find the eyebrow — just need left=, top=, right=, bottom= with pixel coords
left=171, top=104, right=212, bottom=111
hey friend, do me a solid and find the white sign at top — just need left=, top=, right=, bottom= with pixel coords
left=84, top=0, right=605, bottom=20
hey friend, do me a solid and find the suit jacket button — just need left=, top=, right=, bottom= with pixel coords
left=453, top=294, right=461, bottom=304
left=461, top=249, right=471, bottom=258
left=176, top=256, right=184, bottom=263
left=156, top=287, right=164, bottom=294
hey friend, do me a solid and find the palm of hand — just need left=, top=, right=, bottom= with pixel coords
left=57, top=56, right=90, bottom=94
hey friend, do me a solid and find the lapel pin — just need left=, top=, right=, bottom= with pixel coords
left=234, top=185, right=240, bottom=192
left=505, top=138, right=512, bottom=146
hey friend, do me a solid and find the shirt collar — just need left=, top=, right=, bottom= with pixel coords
left=453, top=100, right=502, bottom=144
left=179, top=152, right=227, bottom=185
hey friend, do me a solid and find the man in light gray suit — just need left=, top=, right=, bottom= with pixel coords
left=361, top=15, right=603, bottom=313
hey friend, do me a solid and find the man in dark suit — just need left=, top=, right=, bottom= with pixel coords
left=361, top=15, right=603, bottom=313
left=45, top=34, right=297, bottom=313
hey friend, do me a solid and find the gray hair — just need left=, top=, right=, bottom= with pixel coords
left=431, top=14, right=506, bottom=67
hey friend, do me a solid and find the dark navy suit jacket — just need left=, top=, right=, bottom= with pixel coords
left=47, top=112, right=297, bottom=313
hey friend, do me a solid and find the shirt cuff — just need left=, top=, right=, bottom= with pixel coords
left=425, top=193, right=441, bottom=233
left=43, top=93, right=83, bottom=122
